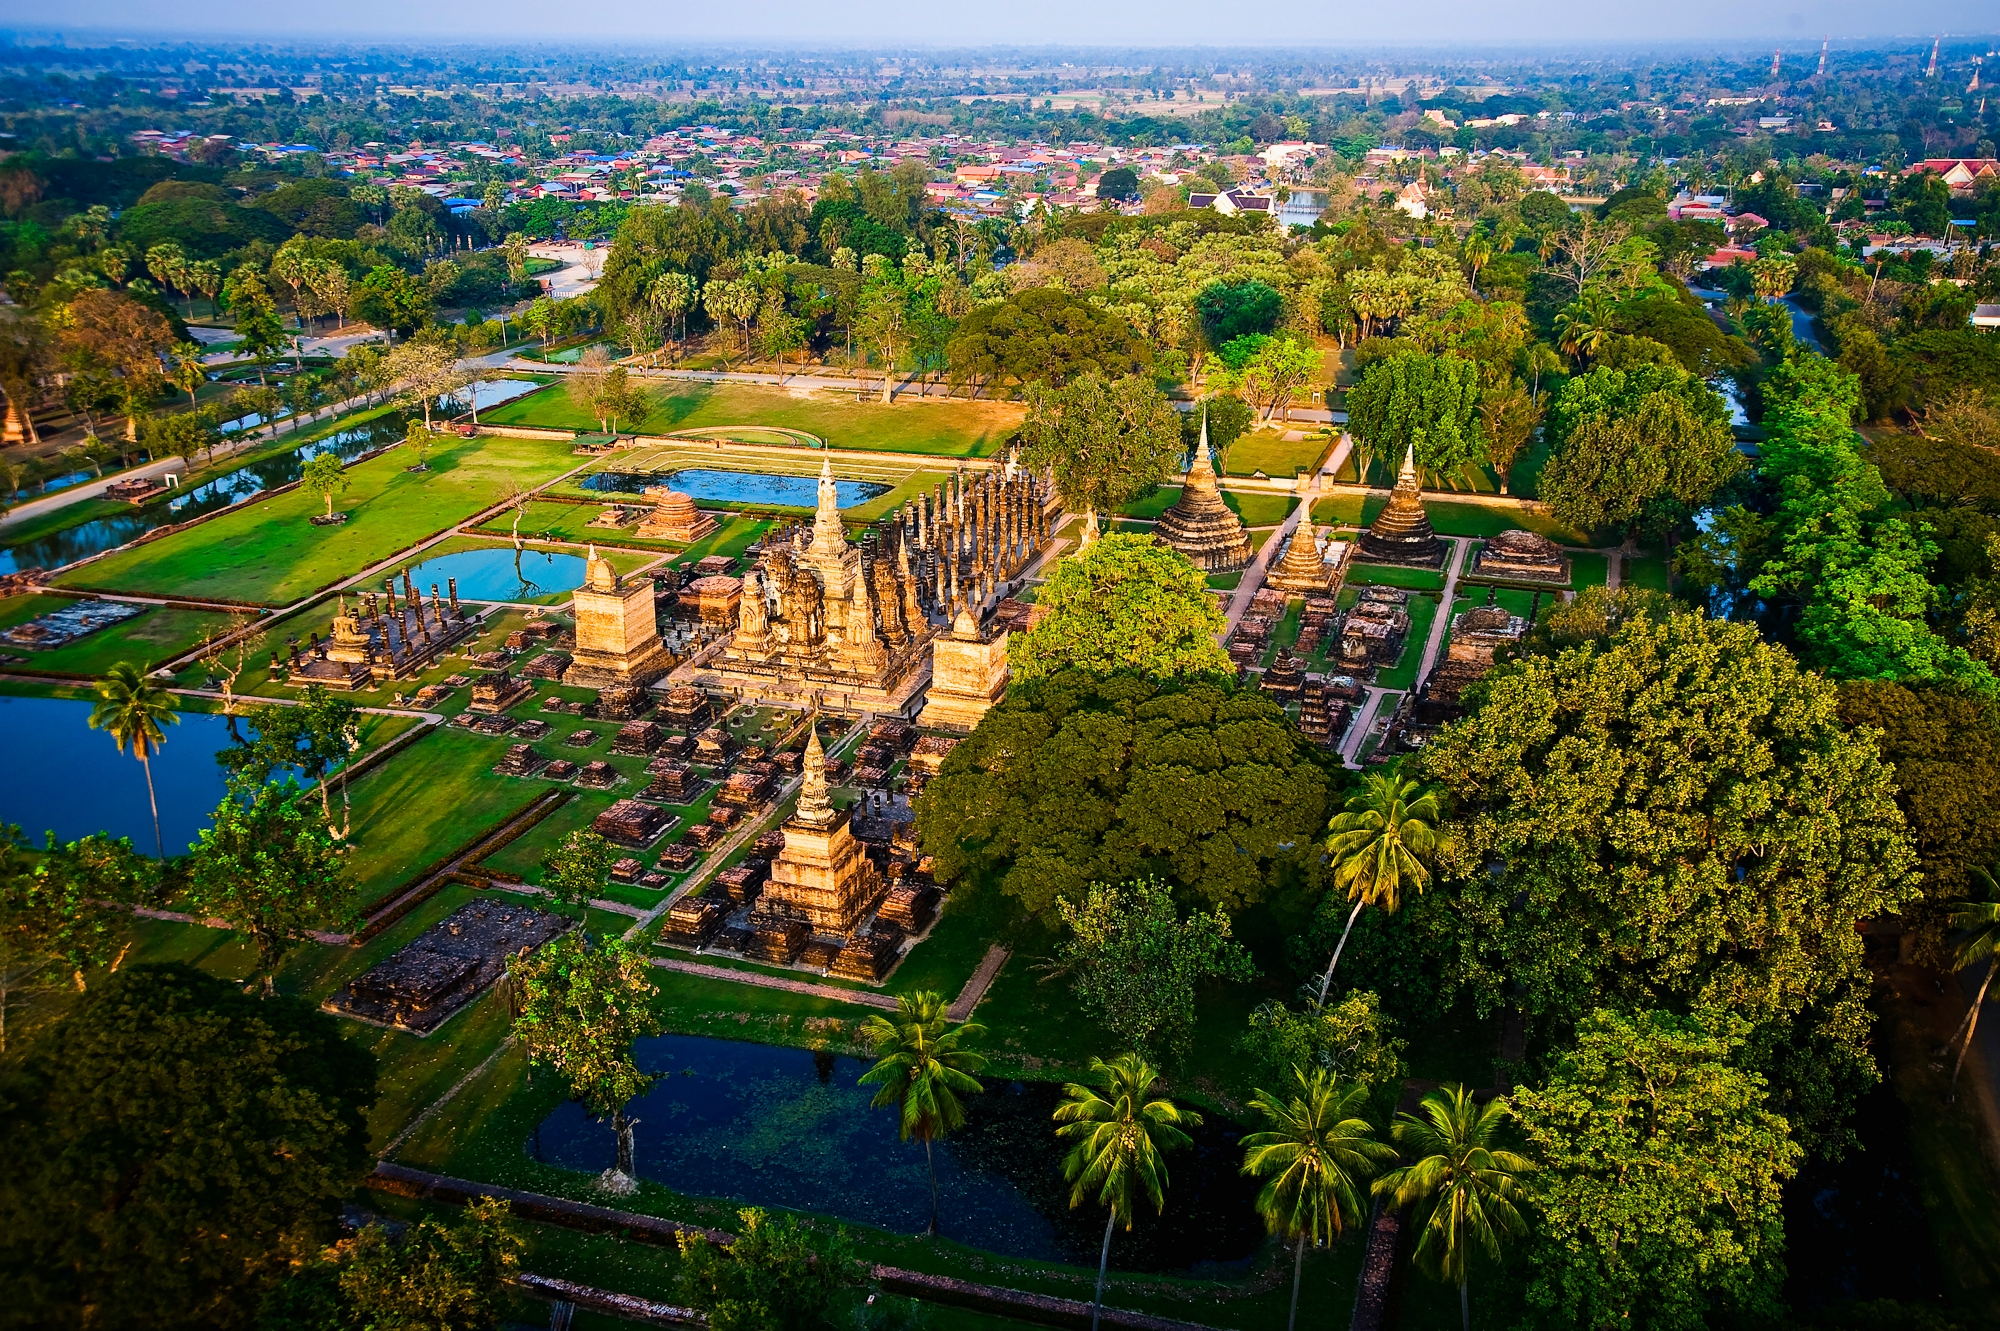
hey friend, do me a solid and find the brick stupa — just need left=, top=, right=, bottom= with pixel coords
left=635, top=485, right=718, bottom=543
left=761, top=717, right=882, bottom=935
left=1154, top=420, right=1252, bottom=573
left=563, top=547, right=676, bottom=688
left=1266, top=485, right=1347, bottom=596
left=1355, top=446, right=1446, bottom=569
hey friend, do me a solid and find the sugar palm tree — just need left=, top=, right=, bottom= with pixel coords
left=88, top=661, right=180, bottom=858
left=1374, top=1085, right=1533, bottom=1331
left=1946, top=867, right=2000, bottom=1102
left=1316, top=772, right=1448, bottom=1006
left=1243, top=1067, right=1397, bottom=1331
left=1055, top=1053, right=1200, bottom=1331
left=858, top=990, right=987, bottom=1237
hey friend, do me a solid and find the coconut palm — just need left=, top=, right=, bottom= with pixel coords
left=858, top=990, right=987, bottom=1237
left=1462, top=233, right=1495, bottom=294
left=1055, top=1052, right=1200, bottom=1331
left=1315, top=772, right=1448, bottom=1005
left=88, top=661, right=180, bottom=858
left=1242, top=1067, right=1397, bottom=1331
left=1553, top=293, right=1613, bottom=366
left=1946, top=868, right=2000, bottom=1102
left=1374, top=1085, right=1533, bottom=1331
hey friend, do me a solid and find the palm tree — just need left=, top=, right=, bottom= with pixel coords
left=1553, top=293, right=1612, bottom=366
left=1374, top=1086, right=1533, bottom=1331
left=1316, top=772, right=1448, bottom=1006
left=1242, top=1067, right=1397, bottom=1331
left=1055, top=1053, right=1200, bottom=1331
left=1462, top=233, right=1494, bottom=294
left=1946, top=868, right=2000, bottom=1102
left=858, top=990, right=988, bottom=1237
left=88, top=661, right=180, bottom=858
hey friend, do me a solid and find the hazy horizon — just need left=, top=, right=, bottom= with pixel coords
left=2, top=0, right=1997, bottom=50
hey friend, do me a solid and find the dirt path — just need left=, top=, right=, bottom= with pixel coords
left=948, top=945, right=1010, bottom=1022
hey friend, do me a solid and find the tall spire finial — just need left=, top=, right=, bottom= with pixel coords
left=796, top=702, right=833, bottom=826
left=1399, top=444, right=1417, bottom=480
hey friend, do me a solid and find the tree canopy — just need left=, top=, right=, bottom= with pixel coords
left=947, top=287, right=1149, bottom=391
left=1008, top=534, right=1234, bottom=684
left=1417, top=604, right=1918, bottom=1148
left=915, top=668, right=1334, bottom=922
left=1513, top=1010, right=1799, bottom=1331
left=1343, top=350, right=1486, bottom=478
left=1537, top=361, right=1740, bottom=539
left=1018, top=372, right=1183, bottom=517
left=0, top=964, right=375, bottom=1330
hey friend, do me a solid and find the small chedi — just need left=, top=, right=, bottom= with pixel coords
left=634, top=484, right=717, bottom=543
left=1355, top=446, right=1446, bottom=569
left=1154, top=422, right=1252, bottom=572
left=1471, top=528, right=1572, bottom=585
left=918, top=608, right=1010, bottom=731
left=288, top=576, right=478, bottom=689
left=1265, top=485, right=1350, bottom=596
left=325, top=901, right=564, bottom=1034
left=564, top=547, right=675, bottom=688
left=703, top=456, right=1050, bottom=713
left=1386, top=589, right=1531, bottom=752
left=757, top=719, right=883, bottom=936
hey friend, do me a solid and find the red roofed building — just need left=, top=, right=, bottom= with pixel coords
left=1905, top=159, right=2000, bottom=190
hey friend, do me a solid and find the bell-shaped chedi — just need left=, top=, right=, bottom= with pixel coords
left=1155, top=417, right=1252, bottom=573
left=1355, top=446, right=1445, bottom=569
left=635, top=484, right=718, bottom=543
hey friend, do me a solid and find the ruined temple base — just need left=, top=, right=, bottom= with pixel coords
left=561, top=641, right=678, bottom=691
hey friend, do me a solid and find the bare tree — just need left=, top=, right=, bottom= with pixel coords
left=1549, top=217, right=1631, bottom=299
left=200, top=613, right=268, bottom=738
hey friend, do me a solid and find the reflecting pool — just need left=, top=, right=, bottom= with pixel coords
left=0, top=696, right=235, bottom=852
left=531, top=1033, right=1264, bottom=1273
left=398, top=546, right=589, bottom=602
left=0, top=416, right=410, bottom=575
left=577, top=468, right=891, bottom=509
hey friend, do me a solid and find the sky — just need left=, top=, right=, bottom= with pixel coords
left=5, top=0, right=1998, bottom=49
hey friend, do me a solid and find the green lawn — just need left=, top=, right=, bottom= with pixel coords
left=1571, top=551, right=1609, bottom=588
left=56, top=434, right=586, bottom=606
left=1623, top=552, right=1672, bottom=591
left=1346, top=562, right=1448, bottom=591
left=1376, top=593, right=1441, bottom=690
left=483, top=381, right=1024, bottom=458
left=0, top=593, right=242, bottom=677
left=1220, top=429, right=1330, bottom=479
left=474, top=499, right=691, bottom=551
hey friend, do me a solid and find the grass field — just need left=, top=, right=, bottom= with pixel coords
left=1623, top=552, right=1672, bottom=591
left=483, top=380, right=1024, bottom=458
left=55, top=434, right=587, bottom=606
left=1220, top=429, right=1331, bottom=479
left=0, top=593, right=241, bottom=677
left=1376, top=594, right=1440, bottom=690
left=1346, top=562, right=1448, bottom=591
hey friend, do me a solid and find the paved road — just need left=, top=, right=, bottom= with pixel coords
left=1412, top=537, right=1471, bottom=686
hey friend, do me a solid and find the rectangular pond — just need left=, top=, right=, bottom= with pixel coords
left=531, top=1033, right=1264, bottom=1274
left=577, top=468, right=891, bottom=510
left=0, top=695, right=235, bottom=853
left=0, top=415, right=410, bottom=576
left=398, top=546, right=588, bottom=602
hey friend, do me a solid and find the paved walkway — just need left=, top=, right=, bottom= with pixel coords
left=650, top=955, right=903, bottom=1011
left=1411, top=537, right=1471, bottom=686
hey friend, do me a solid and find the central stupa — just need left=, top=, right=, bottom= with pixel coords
left=1155, top=419, right=1252, bottom=572
left=1355, top=446, right=1445, bottom=569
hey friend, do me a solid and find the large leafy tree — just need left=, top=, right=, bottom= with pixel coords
left=915, top=669, right=1333, bottom=922
left=186, top=780, right=349, bottom=992
left=220, top=689, right=361, bottom=838
left=1374, top=1086, right=1533, bottom=1331
left=947, top=286, right=1149, bottom=393
left=857, top=991, right=987, bottom=1236
left=0, top=964, right=375, bottom=1331
left=507, top=931, right=660, bottom=1179
left=673, top=1207, right=864, bottom=1331
left=1835, top=680, right=2000, bottom=962
left=538, top=827, right=613, bottom=919
left=1343, top=350, right=1486, bottom=480
left=1008, top=534, right=1234, bottom=684
left=0, top=827, right=154, bottom=1050
left=1242, top=1068, right=1396, bottom=1331
left=1018, top=372, right=1183, bottom=518
left=1537, top=363, right=1740, bottom=541
left=1746, top=351, right=1995, bottom=691
left=1053, top=877, right=1256, bottom=1062
left=1418, top=605, right=1920, bottom=1149
left=1511, top=1010, right=1799, bottom=1331
left=1055, top=1053, right=1200, bottom=1331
